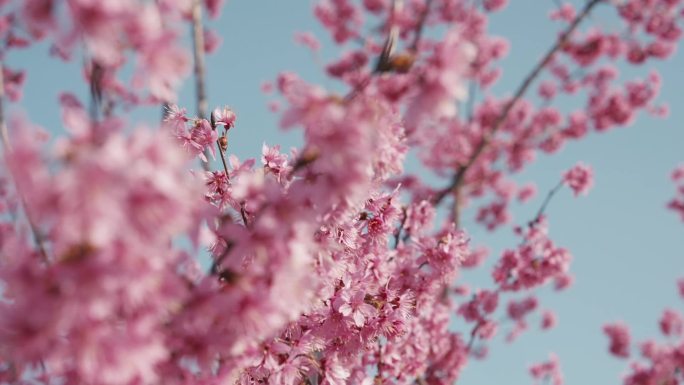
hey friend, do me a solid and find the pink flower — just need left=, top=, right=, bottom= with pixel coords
left=404, top=28, right=475, bottom=131
left=203, top=29, right=222, bottom=54
left=334, top=290, right=376, bottom=327
left=476, top=200, right=511, bottom=231
left=672, top=165, right=684, bottom=181
left=176, top=119, right=218, bottom=162
left=507, top=296, right=538, bottom=321
left=483, top=0, right=507, bottom=12
left=204, top=0, right=225, bottom=18
left=530, top=354, right=563, bottom=385
left=541, top=310, right=557, bottom=330
left=314, top=0, right=362, bottom=44
left=517, top=184, right=537, bottom=203
left=135, top=34, right=190, bottom=102
left=659, top=308, right=683, bottom=336
left=603, top=322, right=631, bottom=358
left=163, top=104, right=188, bottom=131
left=212, top=106, right=237, bottom=129
left=550, top=3, right=576, bottom=22
left=362, top=0, right=388, bottom=13
left=294, top=31, right=321, bottom=52
left=321, top=356, right=350, bottom=385
left=554, top=274, right=574, bottom=291
left=261, top=143, right=289, bottom=178
left=563, top=162, right=594, bottom=196
left=538, top=81, right=557, bottom=100
left=461, top=247, right=488, bottom=268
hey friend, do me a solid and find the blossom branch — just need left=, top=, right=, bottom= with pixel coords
left=432, top=0, right=603, bottom=214
left=209, top=111, right=231, bottom=177
left=190, top=0, right=212, bottom=172
left=190, top=1, right=231, bottom=177
left=191, top=0, right=208, bottom=121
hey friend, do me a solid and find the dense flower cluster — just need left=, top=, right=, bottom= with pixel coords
left=0, top=0, right=681, bottom=385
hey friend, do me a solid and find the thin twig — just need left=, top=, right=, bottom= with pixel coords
left=452, top=186, right=462, bottom=228
left=409, top=0, right=433, bottom=52
left=432, top=0, right=602, bottom=209
left=209, top=112, right=232, bottom=177
left=466, top=322, right=483, bottom=352
left=530, top=180, right=565, bottom=226
left=0, top=63, right=49, bottom=263
left=393, top=206, right=408, bottom=248
left=89, top=61, right=103, bottom=123
left=240, top=202, right=250, bottom=229
left=217, top=142, right=230, bottom=176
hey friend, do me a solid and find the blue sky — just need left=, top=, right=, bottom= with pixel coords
left=8, top=1, right=684, bottom=384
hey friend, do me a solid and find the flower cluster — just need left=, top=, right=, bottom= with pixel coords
left=604, top=283, right=684, bottom=385
left=0, top=0, right=681, bottom=384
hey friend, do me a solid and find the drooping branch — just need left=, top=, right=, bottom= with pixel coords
left=432, top=0, right=603, bottom=216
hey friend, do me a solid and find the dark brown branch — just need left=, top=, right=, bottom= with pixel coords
left=89, top=61, right=104, bottom=123
left=432, top=0, right=603, bottom=211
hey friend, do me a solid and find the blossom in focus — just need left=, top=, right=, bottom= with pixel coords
left=212, top=105, right=237, bottom=129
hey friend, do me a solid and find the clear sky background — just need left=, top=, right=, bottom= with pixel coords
left=8, top=1, right=684, bottom=384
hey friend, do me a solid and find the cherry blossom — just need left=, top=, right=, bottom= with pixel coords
left=563, top=162, right=594, bottom=196
left=0, top=0, right=682, bottom=384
